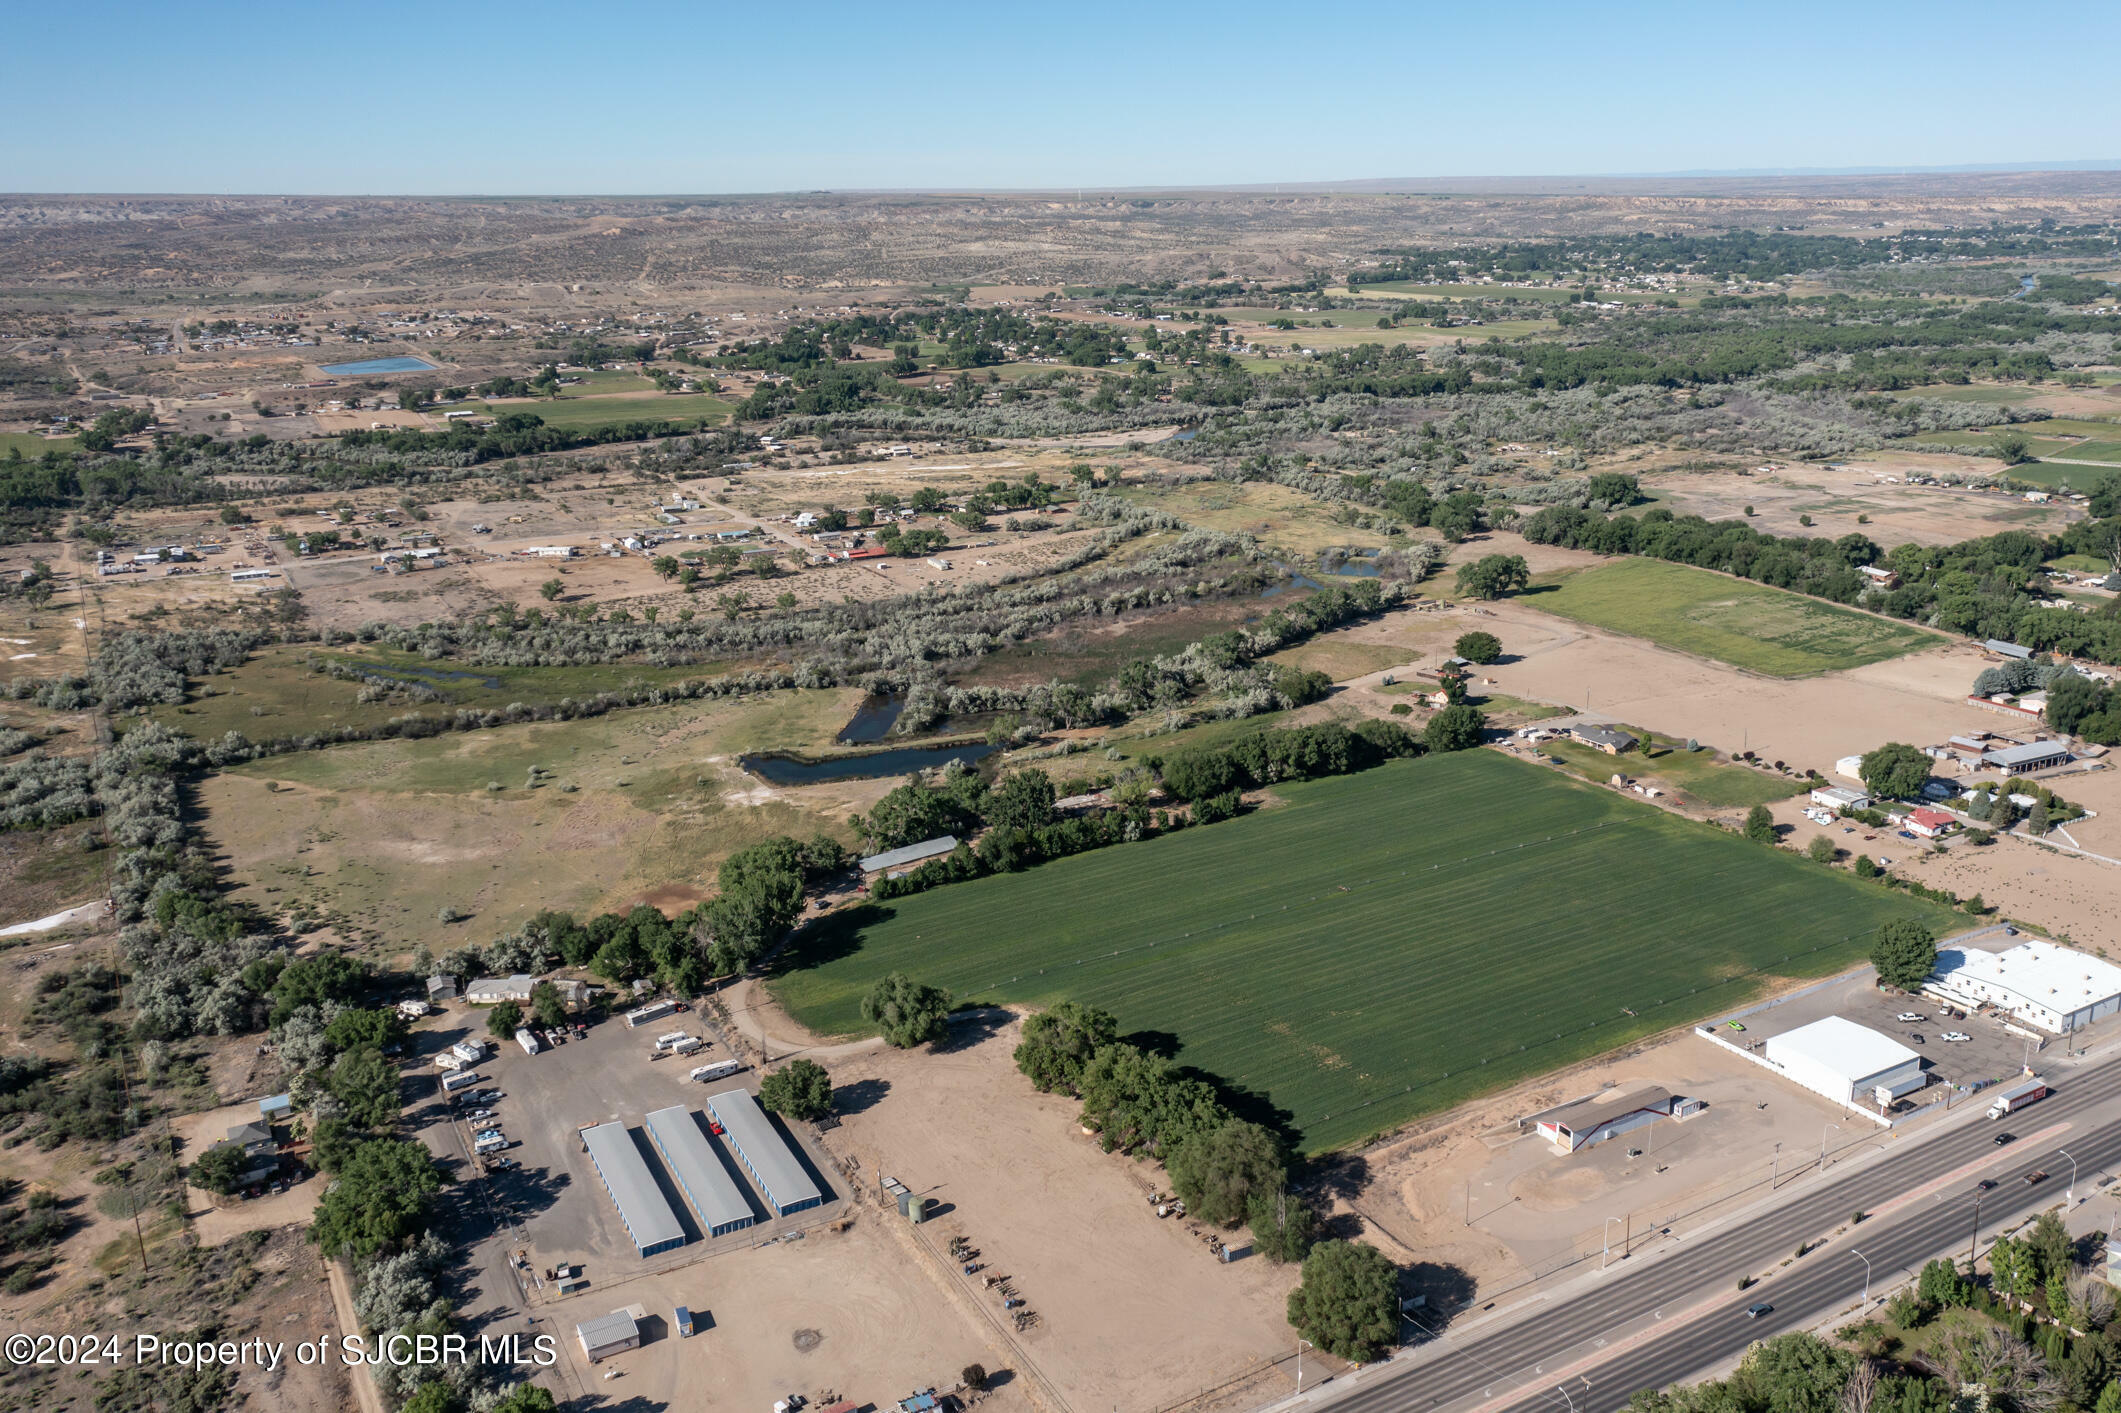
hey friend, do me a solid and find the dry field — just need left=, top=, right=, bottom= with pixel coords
left=197, top=690, right=876, bottom=952
left=1643, top=456, right=2074, bottom=546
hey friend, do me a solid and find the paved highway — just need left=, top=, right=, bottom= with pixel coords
left=1308, top=1056, right=2121, bottom=1413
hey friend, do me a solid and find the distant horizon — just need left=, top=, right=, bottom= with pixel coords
left=7, top=0, right=2116, bottom=195
left=9, top=159, right=2121, bottom=202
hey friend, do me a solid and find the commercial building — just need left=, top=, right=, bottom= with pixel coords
left=645, top=1105, right=757, bottom=1237
left=1763, top=1016, right=1925, bottom=1110
left=1981, top=741, right=2072, bottom=775
left=705, top=1089, right=823, bottom=1216
left=575, top=1306, right=644, bottom=1363
left=1533, top=1087, right=1703, bottom=1154
left=1929, top=940, right=2121, bottom=1034
left=580, top=1122, right=687, bottom=1257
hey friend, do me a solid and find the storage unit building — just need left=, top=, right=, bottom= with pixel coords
left=704, top=1089, right=823, bottom=1216
left=1930, top=941, right=2121, bottom=1034
left=645, top=1106, right=757, bottom=1237
left=580, top=1122, right=687, bottom=1257
left=1764, top=1017, right=1925, bottom=1109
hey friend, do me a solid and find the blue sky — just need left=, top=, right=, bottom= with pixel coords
left=6, top=0, right=2114, bottom=194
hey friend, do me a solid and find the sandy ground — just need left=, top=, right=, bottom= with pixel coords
left=1644, top=456, right=2072, bottom=547
left=800, top=1007, right=1309, bottom=1413
left=1349, top=1028, right=1863, bottom=1300
left=172, top=1098, right=324, bottom=1244
left=536, top=1218, right=1030, bottom=1413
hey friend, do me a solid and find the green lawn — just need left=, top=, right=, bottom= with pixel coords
left=769, top=751, right=1958, bottom=1152
left=1536, top=732, right=1805, bottom=809
left=1526, top=559, right=1940, bottom=677
left=0, top=432, right=77, bottom=455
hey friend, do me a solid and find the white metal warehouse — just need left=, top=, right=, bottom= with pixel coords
left=644, top=1105, right=757, bottom=1237
left=1764, top=1016, right=1925, bottom=1111
left=1930, top=941, right=2121, bottom=1034
left=705, top=1089, right=823, bottom=1216
left=580, top=1122, right=687, bottom=1257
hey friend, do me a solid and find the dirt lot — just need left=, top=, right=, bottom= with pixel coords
left=1644, top=455, right=2073, bottom=546
left=813, top=1009, right=1306, bottom=1413
left=171, top=1098, right=322, bottom=1245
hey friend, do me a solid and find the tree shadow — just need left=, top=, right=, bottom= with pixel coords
left=1304, top=1153, right=1372, bottom=1206
left=834, top=1077, right=891, bottom=1115
left=765, top=902, right=893, bottom=977
left=940, top=1007, right=1009, bottom=1052
left=1399, top=1260, right=1479, bottom=1338
left=1121, top=1028, right=1183, bottom=1060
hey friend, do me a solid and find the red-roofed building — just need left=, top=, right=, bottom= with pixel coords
left=1907, top=807, right=1960, bottom=838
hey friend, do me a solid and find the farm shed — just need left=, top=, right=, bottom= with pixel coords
left=1764, top=1017, right=1924, bottom=1109
left=704, top=1090, right=823, bottom=1216
left=425, top=974, right=458, bottom=1001
left=1533, top=1087, right=1693, bottom=1154
left=1984, top=639, right=2034, bottom=660
left=1930, top=941, right=2121, bottom=1034
left=465, top=973, right=534, bottom=1005
left=575, top=1307, right=643, bottom=1363
left=580, top=1123, right=687, bottom=1257
left=859, top=836, right=960, bottom=878
left=645, top=1105, right=757, bottom=1237
left=1981, top=741, right=2072, bottom=775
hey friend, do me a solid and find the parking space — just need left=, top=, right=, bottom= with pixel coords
left=405, top=1004, right=844, bottom=1299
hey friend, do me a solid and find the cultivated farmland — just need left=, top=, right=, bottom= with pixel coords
left=1527, top=558, right=1940, bottom=676
left=770, top=750, right=1958, bottom=1152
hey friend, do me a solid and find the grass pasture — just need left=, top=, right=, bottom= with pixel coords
left=1526, top=559, right=1939, bottom=677
left=1534, top=732, right=1805, bottom=810
left=770, top=751, right=1956, bottom=1152
left=150, top=643, right=740, bottom=742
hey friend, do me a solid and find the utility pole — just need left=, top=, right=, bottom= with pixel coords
left=1970, top=1192, right=1985, bottom=1268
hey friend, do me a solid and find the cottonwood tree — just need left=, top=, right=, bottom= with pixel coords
left=1869, top=919, right=1936, bottom=992
left=759, top=1058, right=833, bottom=1122
left=1286, top=1240, right=1401, bottom=1362
left=862, top=973, right=952, bottom=1048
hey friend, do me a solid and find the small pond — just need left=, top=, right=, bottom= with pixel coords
left=322, top=355, right=439, bottom=375
left=347, top=660, right=504, bottom=690
left=740, top=742, right=999, bottom=785
left=836, top=693, right=905, bottom=744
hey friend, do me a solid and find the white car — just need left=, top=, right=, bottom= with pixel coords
left=470, top=1108, right=493, bottom=1120
left=1896, top=1012, right=1925, bottom=1023
left=1942, top=1031, right=1972, bottom=1042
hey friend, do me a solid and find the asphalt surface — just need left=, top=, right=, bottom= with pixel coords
left=1315, top=1057, right=2121, bottom=1413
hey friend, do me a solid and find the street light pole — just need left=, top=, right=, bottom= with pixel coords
left=1297, top=1339, right=1312, bottom=1394
left=1604, top=1216, right=1624, bottom=1269
left=2061, top=1148, right=2079, bottom=1205
left=1852, top=1247, right=1874, bottom=1304
left=1821, top=1122, right=1839, bottom=1173
left=1970, top=1193, right=1985, bottom=1268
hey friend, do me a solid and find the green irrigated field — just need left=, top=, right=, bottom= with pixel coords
left=770, top=752, right=1957, bottom=1152
left=458, top=392, right=729, bottom=432
left=1526, top=559, right=1939, bottom=677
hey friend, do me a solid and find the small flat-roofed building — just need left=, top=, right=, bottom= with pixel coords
left=1534, top=1088, right=1696, bottom=1154
left=645, top=1106, right=757, bottom=1237
left=576, top=1307, right=642, bottom=1363
left=465, top=974, right=535, bottom=1005
left=1982, top=741, right=2072, bottom=775
left=425, top=974, right=458, bottom=1001
left=258, top=1093, right=293, bottom=1123
left=859, top=836, right=960, bottom=878
left=580, top=1123, right=687, bottom=1257
left=1930, top=940, right=2121, bottom=1034
left=1764, top=1016, right=1925, bottom=1110
left=705, top=1089, right=823, bottom=1216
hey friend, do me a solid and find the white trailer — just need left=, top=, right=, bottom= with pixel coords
left=653, top=1030, right=691, bottom=1052
left=625, top=1000, right=678, bottom=1029
left=436, top=1053, right=466, bottom=1072
left=688, top=1059, right=743, bottom=1083
left=668, top=1036, right=703, bottom=1057
left=443, top=1069, right=481, bottom=1092
left=452, top=1040, right=485, bottom=1063
left=1988, top=1077, right=2049, bottom=1119
left=515, top=1027, right=542, bottom=1056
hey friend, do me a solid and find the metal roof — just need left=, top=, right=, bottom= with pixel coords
left=1766, top=1016, right=1920, bottom=1083
left=1983, top=741, right=2070, bottom=767
left=580, top=1122, right=685, bottom=1254
left=1984, top=639, right=2033, bottom=659
left=1542, top=1087, right=1673, bottom=1136
left=705, top=1089, right=821, bottom=1211
left=1935, top=941, right=2121, bottom=1017
left=644, top=1106, right=754, bottom=1233
left=575, top=1309, right=639, bottom=1352
left=859, top=835, right=959, bottom=874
